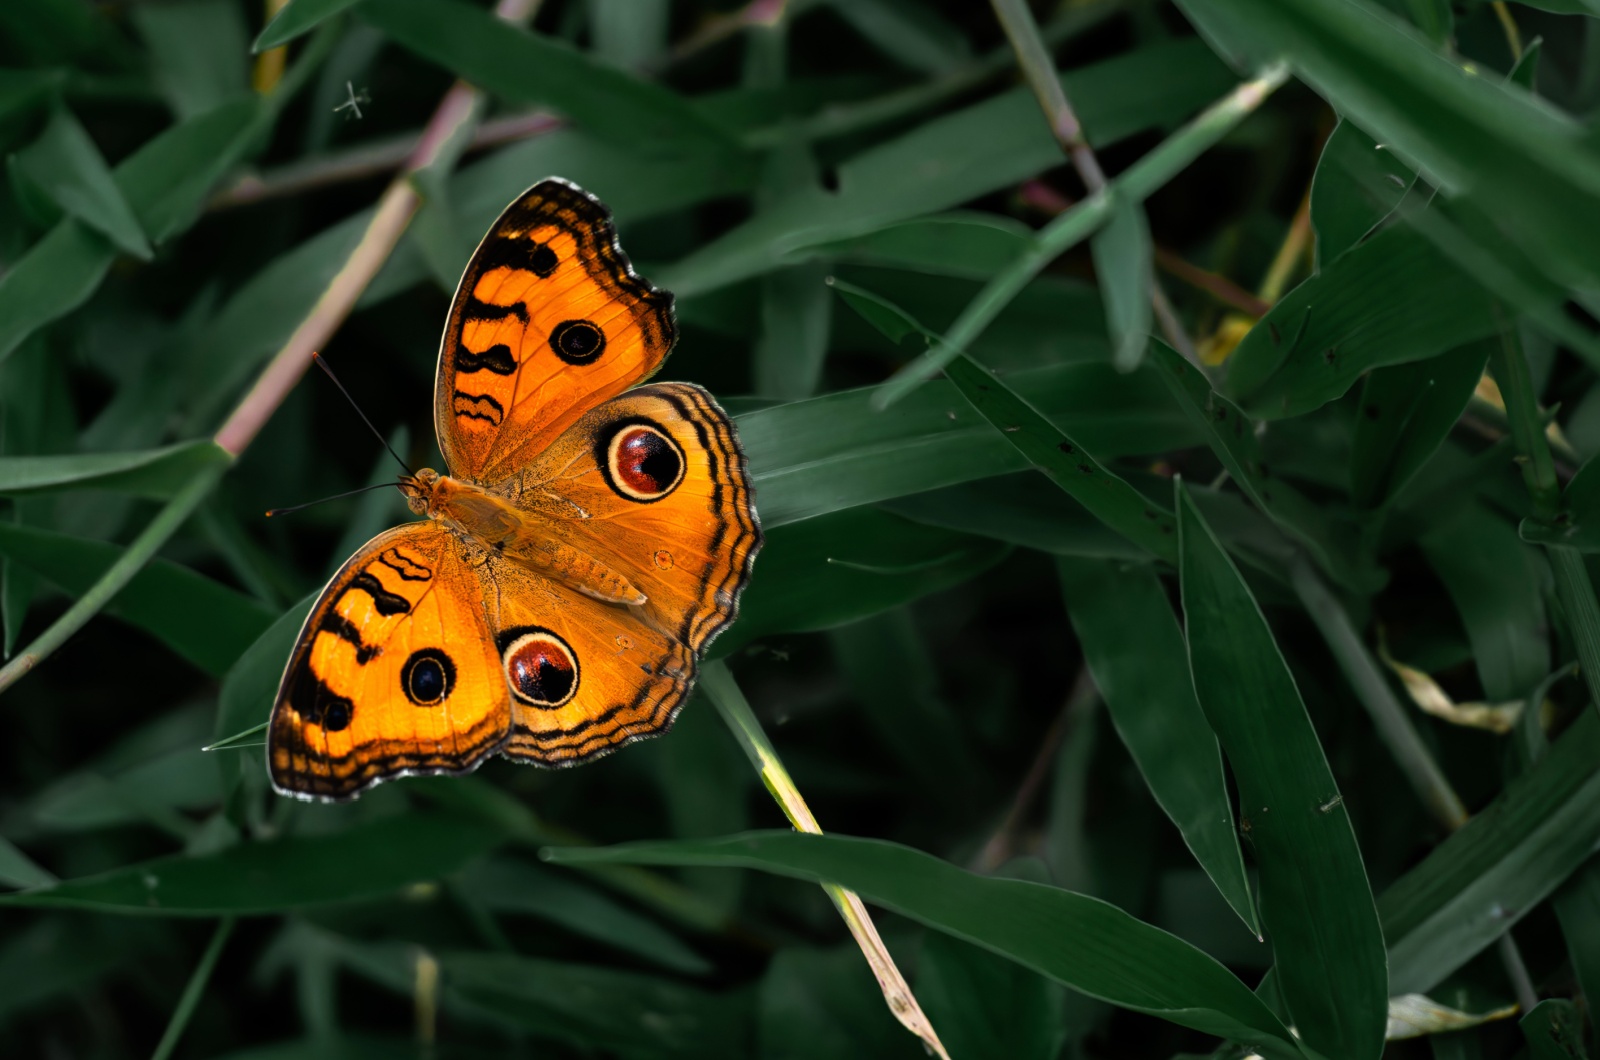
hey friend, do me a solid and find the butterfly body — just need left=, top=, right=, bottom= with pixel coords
left=404, top=469, right=646, bottom=605
left=268, top=180, right=761, bottom=801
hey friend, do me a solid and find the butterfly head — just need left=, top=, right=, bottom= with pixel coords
left=400, top=468, right=441, bottom=515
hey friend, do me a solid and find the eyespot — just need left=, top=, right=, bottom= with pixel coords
left=402, top=648, right=456, bottom=706
left=549, top=319, right=605, bottom=365
left=600, top=420, right=685, bottom=503
left=653, top=549, right=674, bottom=570
left=500, top=628, right=579, bottom=708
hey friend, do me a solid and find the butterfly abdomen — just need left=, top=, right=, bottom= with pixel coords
left=425, top=473, right=645, bottom=605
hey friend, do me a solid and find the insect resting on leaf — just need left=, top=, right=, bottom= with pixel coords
left=266, top=178, right=763, bottom=801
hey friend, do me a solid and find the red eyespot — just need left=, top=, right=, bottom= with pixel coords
left=604, top=423, right=684, bottom=502
left=501, top=630, right=579, bottom=708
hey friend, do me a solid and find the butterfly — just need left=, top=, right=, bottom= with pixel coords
left=267, top=179, right=763, bottom=800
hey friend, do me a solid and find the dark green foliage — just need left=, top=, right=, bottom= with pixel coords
left=2, top=0, right=1599, bottom=1057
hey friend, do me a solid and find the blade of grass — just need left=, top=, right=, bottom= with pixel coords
left=829, top=277, right=1179, bottom=562
left=1177, top=482, right=1388, bottom=1060
left=1057, top=558, right=1258, bottom=934
left=547, top=830, right=1306, bottom=1058
left=873, top=63, right=1287, bottom=408
left=150, top=918, right=235, bottom=1060
left=698, top=660, right=951, bottom=1060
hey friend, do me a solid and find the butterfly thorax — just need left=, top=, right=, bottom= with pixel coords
left=402, top=468, right=646, bottom=607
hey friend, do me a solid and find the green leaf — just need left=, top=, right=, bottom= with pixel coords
left=1089, top=197, right=1154, bottom=372
left=0, top=521, right=275, bottom=677
left=915, top=930, right=1066, bottom=1060
left=943, top=352, right=1179, bottom=562
left=0, top=221, right=115, bottom=368
left=545, top=831, right=1302, bottom=1058
left=1, top=811, right=502, bottom=914
left=0, top=440, right=228, bottom=498
left=454, top=858, right=712, bottom=975
left=0, top=919, right=157, bottom=1024
left=1224, top=224, right=1497, bottom=419
left=255, top=0, right=362, bottom=51
left=1349, top=343, right=1487, bottom=509
left=716, top=508, right=1007, bottom=655
left=1149, top=341, right=1379, bottom=589
left=829, top=609, right=976, bottom=795
left=1380, top=710, right=1600, bottom=993
left=661, top=38, right=1232, bottom=295
left=754, top=262, right=832, bottom=401
left=883, top=474, right=1153, bottom=560
left=0, top=835, right=55, bottom=889
left=1057, top=557, right=1256, bottom=934
left=1309, top=118, right=1413, bottom=269
left=359, top=0, right=735, bottom=149
left=1520, top=1000, right=1587, bottom=1060
left=737, top=363, right=1194, bottom=530
left=1173, top=0, right=1600, bottom=301
left=1421, top=504, right=1549, bottom=701
left=808, top=212, right=1032, bottom=280
left=588, top=0, right=669, bottom=70
left=1176, top=482, right=1387, bottom=1060
left=759, top=944, right=925, bottom=1060
left=216, top=593, right=315, bottom=799
left=10, top=105, right=151, bottom=258
left=1552, top=859, right=1600, bottom=1025
left=819, top=0, right=970, bottom=74
left=444, top=950, right=751, bottom=1056
left=130, top=0, right=251, bottom=120
left=829, top=276, right=1180, bottom=562
left=0, top=96, right=266, bottom=367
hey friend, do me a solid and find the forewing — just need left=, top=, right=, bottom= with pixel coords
left=435, top=178, right=675, bottom=484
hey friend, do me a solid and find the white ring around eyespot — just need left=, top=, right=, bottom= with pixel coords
left=604, top=423, right=685, bottom=502
left=501, top=630, right=580, bottom=708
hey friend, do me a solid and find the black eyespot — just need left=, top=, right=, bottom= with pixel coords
left=549, top=319, right=605, bottom=365
left=402, top=648, right=456, bottom=706
left=321, top=700, right=352, bottom=732
left=529, top=243, right=558, bottom=276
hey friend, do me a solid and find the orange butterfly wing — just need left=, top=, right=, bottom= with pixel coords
left=436, top=178, right=675, bottom=484
left=268, top=523, right=509, bottom=800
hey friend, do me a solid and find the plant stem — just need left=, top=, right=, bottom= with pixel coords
left=1290, top=560, right=1469, bottom=830
left=210, top=111, right=563, bottom=210
left=874, top=63, right=1288, bottom=408
left=1486, top=312, right=1600, bottom=716
left=699, top=660, right=951, bottom=1060
left=150, top=918, right=236, bottom=1060
left=990, top=0, right=1203, bottom=365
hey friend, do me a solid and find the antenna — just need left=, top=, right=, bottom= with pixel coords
left=266, top=481, right=405, bottom=518
left=311, top=352, right=415, bottom=477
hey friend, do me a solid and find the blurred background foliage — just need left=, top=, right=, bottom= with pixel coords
left=3, top=0, right=1600, bottom=1057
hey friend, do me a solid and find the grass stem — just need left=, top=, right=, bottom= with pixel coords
left=700, top=660, right=950, bottom=1060
left=150, top=918, right=236, bottom=1060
